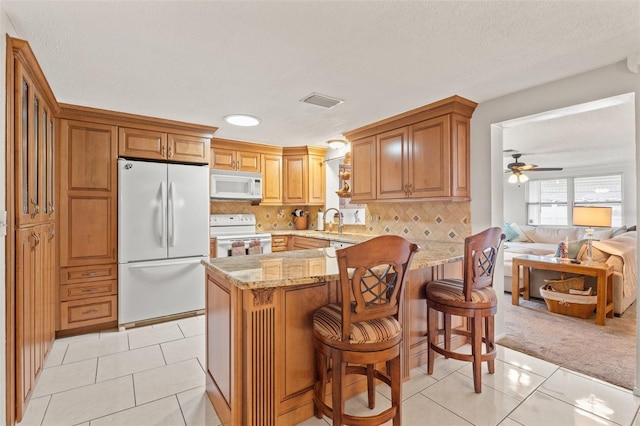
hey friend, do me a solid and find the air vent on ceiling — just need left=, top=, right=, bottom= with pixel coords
left=300, top=92, right=344, bottom=109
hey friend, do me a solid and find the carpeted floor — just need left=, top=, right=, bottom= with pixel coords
left=498, top=293, right=636, bottom=390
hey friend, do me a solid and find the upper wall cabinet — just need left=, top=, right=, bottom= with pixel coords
left=119, top=127, right=210, bottom=164
left=210, top=138, right=262, bottom=172
left=282, top=146, right=326, bottom=205
left=344, top=95, right=476, bottom=202
left=14, top=60, right=56, bottom=226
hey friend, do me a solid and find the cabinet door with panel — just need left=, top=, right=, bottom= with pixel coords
left=59, top=120, right=118, bottom=267
left=450, top=113, right=471, bottom=198
left=167, top=133, right=210, bottom=164
left=261, top=153, right=283, bottom=204
left=376, top=127, right=409, bottom=200
left=283, top=154, right=306, bottom=204
left=118, top=127, right=167, bottom=161
left=350, top=136, right=376, bottom=202
left=407, top=116, right=450, bottom=198
left=307, top=153, right=325, bottom=205
left=15, top=224, right=54, bottom=417
left=14, top=62, right=47, bottom=225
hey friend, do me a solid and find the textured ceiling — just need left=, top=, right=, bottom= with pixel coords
left=3, top=0, right=640, bottom=161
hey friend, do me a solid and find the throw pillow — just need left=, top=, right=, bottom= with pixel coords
left=508, top=223, right=530, bottom=242
left=554, top=239, right=588, bottom=259
left=503, top=222, right=519, bottom=241
left=611, top=226, right=628, bottom=237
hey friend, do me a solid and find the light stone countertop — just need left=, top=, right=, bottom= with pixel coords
left=202, top=238, right=464, bottom=290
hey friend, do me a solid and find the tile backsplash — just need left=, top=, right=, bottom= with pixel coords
left=210, top=200, right=470, bottom=243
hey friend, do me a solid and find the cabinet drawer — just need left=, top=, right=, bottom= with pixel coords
left=60, top=280, right=117, bottom=302
left=271, top=235, right=288, bottom=252
left=60, top=264, right=117, bottom=284
left=60, top=295, right=117, bottom=330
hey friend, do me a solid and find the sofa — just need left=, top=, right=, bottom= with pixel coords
left=503, top=223, right=637, bottom=315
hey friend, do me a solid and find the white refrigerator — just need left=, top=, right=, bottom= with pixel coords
left=118, top=159, right=209, bottom=326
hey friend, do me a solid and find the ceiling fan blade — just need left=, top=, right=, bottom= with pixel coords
left=529, top=167, right=563, bottom=171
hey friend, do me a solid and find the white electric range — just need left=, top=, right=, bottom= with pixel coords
left=210, top=214, right=272, bottom=258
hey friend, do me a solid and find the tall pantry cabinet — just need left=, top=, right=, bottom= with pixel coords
left=8, top=37, right=58, bottom=422
left=58, top=120, right=118, bottom=330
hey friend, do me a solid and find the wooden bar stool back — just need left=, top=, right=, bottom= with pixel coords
left=425, top=227, right=505, bottom=393
left=312, top=235, right=419, bottom=425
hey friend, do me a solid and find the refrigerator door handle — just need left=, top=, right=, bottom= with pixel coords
left=168, top=181, right=176, bottom=247
left=160, top=181, right=167, bottom=248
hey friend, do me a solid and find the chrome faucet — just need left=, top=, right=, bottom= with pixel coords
left=323, top=208, right=343, bottom=234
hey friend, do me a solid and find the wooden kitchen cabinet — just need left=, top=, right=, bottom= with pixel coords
left=283, top=146, right=326, bottom=205
left=58, top=119, right=118, bottom=332
left=58, top=264, right=118, bottom=330
left=14, top=60, right=56, bottom=226
left=345, top=95, right=476, bottom=202
left=210, top=138, right=261, bottom=172
left=119, top=127, right=210, bottom=164
left=15, top=224, right=55, bottom=418
left=288, top=235, right=330, bottom=251
left=271, top=235, right=289, bottom=252
left=60, top=120, right=118, bottom=267
left=261, top=153, right=283, bottom=204
left=350, top=136, right=376, bottom=202
left=10, top=38, right=59, bottom=422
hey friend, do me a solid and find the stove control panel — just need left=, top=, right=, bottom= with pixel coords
left=210, top=214, right=257, bottom=227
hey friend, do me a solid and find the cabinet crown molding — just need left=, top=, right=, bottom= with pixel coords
left=343, top=95, right=477, bottom=142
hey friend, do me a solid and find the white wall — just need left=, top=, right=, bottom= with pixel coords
left=470, top=59, right=640, bottom=394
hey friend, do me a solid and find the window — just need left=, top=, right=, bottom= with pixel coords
left=526, top=175, right=622, bottom=226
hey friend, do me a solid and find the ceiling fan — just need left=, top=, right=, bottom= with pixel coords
left=505, top=153, right=563, bottom=183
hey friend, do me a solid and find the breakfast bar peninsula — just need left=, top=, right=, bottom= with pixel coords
left=202, top=239, right=464, bottom=425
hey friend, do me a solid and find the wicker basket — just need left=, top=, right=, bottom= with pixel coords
left=540, top=285, right=596, bottom=319
left=544, top=273, right=585, bottom=293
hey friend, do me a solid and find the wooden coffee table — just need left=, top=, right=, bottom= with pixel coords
left=511, top=255, right=614, bottom=326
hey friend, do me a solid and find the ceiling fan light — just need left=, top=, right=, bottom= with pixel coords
left=518, top=173, right=529, bottom=183
left=508, top=173, right=518, bottom=184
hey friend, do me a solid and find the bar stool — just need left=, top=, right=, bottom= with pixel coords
left=312, top=235, right=419, bottom=425
left=425, top=227, right=504, bottom=393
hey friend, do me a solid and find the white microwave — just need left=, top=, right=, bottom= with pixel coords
left=210, top=169, right=262, bottom=201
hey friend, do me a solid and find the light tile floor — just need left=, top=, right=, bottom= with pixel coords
left=17, top=314, right=640, bottom=426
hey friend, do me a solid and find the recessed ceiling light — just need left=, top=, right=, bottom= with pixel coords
left=224, top=114, right=261, bottom=127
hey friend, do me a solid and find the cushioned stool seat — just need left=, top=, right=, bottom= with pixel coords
left=425, top=279, right=497, bottom=309
left=313, top=303, right=402, bottom=344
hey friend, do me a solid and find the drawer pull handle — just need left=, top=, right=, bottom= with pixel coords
left=82, top=309, right=98, bottom=315
left=81, top=288, right=97, bottom=293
